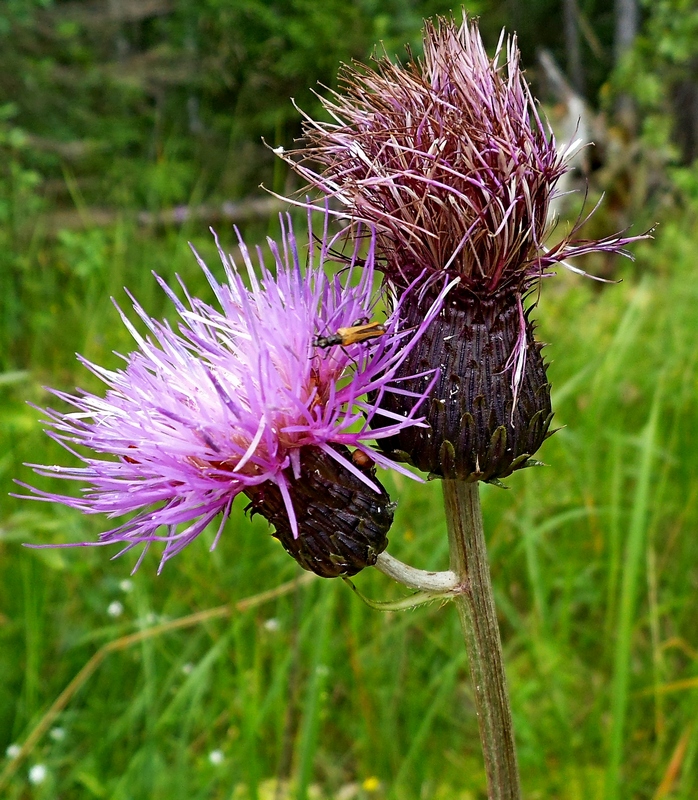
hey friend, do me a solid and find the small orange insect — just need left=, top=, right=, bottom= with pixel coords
left=313, top=321, right=387, bottom=349
left=351, top=449, right=374, bottom=470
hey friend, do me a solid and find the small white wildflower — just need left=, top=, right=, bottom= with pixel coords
left=28, top=764, right=48, bottom=785
left=181, top=662, right=194, bottom=675
left=5, top=744, right=21, bottom=760
left=208, top=749, right=224, bottom=765
left=107, top=601, right=124, bottom=618
left=49, top=727, right=66, bottom=742
left=119, top=579, right=134, bottom=593
left=263, top=618, right=280, bottom=632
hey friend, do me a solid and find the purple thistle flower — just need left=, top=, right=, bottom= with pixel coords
left=279, top=15, right=649, bottom=484
left=282, top=15, right=642, bottom=295
left=18, top=207, right=453, bottom=576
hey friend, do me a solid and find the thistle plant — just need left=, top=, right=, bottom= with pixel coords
left=19, top=207, right=451, bottom=578
left=275, top=14, right=648, bottom=799
left=15, top=14, right=650, bottom=800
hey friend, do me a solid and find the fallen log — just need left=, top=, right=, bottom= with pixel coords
left=42, top=196, right=286, bottom=233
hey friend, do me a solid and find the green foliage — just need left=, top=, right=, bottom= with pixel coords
left=621, top=0, right=698, bottom=162
left=0, top=0, right=482, bottom=209
left=0, top=0, right=639, bottom=218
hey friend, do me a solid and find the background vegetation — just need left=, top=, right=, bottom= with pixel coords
left=1, top=1, right=697, bottom=798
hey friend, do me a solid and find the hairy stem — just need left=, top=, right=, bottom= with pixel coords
left=442, top=480, right=521, bottom=800
left=374, top=551, right=460, bottom=593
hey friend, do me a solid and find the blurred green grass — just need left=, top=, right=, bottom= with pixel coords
left=1, top=201, right=698, bottom=800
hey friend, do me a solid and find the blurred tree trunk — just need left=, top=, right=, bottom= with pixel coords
left=672, top=61, right=698, bottom=164
left=614, top=0, right=638, bottom=62
left=562, top=0, right=585, bottom=96
left=614, top=0, right=639, bottom=131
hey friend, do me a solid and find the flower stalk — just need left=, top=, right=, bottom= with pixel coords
left=374, top=551, right=459, bottom=593
left=443, top=480, right=521, bottom=800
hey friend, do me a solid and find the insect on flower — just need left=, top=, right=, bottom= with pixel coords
left=313, top=320, right=387, bottom=349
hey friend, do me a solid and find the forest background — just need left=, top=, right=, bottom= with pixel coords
left=1, top=1, right=698, bottom=798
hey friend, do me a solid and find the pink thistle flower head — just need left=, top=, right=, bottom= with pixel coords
left=278, top=15, right=649, bottom=484
left=18, top=207, right=451, bottom=576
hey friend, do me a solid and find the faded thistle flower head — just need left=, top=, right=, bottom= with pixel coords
left=19, top=208, right=449, bottom=577
left=280, top=14, right=646, bottom=483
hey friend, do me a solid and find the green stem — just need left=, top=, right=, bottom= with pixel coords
left=442, top=480, right=521, bottom=800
